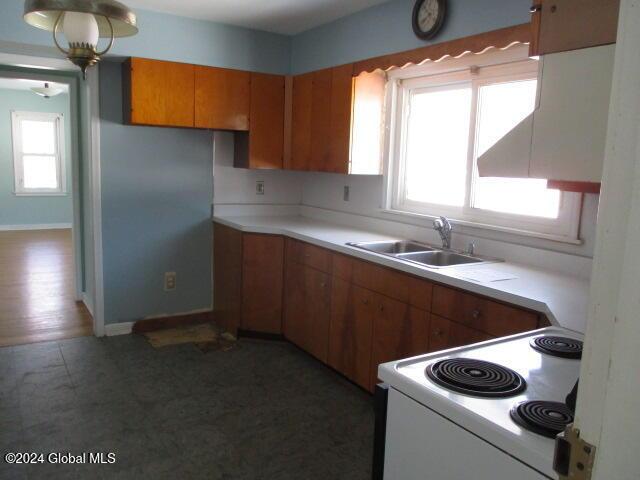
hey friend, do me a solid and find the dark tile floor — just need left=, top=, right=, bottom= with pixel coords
left=0, top=335, right=374, bottom=479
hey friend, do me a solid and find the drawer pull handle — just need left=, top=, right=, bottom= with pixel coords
left=320, top=282, right=326, bottom=287
left=434, top=329, right=443, bottom=336
left=529, top=4, right=542, bottom=13
left=472, top=309, right=482, bottom=320
left=379, top=305, right=384, bottom=312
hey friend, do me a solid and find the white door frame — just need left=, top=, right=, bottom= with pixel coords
left=0, top=52, right=105, bottom=337
left=576, top=0, right=640, bottom=478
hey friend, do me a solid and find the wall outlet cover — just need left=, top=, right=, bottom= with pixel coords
left=343, top=185, right=350, bottom=202
left=164, top=272, right=177, bottom=291
left=256, top=181, right=265, bottom=195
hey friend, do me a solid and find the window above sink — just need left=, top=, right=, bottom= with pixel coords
left=382, top=45, right=582, bottom=243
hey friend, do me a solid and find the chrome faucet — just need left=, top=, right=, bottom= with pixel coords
left=433, top=216, right=453, bottom=250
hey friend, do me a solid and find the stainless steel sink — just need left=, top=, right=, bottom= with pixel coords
left=396, top=250, right=485, bottom=268
left=347, top=239, right=500, bottom=269
left=347, top=240, right=436, bottom=255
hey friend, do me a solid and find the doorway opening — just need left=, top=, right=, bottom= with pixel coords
left=0, top=75, right=91, bottom=346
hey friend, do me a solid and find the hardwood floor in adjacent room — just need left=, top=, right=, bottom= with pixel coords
left=0, top=229, right=92, bottom=347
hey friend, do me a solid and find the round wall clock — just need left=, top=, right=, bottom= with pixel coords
left=412, top=0, right=447, bottom=40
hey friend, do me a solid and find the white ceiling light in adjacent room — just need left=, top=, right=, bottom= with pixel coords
left=23, top=0, right=139, bottom=78
left=31, top=82, right=64, bottom=98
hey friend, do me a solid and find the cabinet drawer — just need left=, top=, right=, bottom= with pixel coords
left=332, top=254, right=432, bottom=310
left=429, top=314, right=493, bottom=352
left=432, top=285, right=538, bottom=337
left=286, top=239, right=332, bottom=273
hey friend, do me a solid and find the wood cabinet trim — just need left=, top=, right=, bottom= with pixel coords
left=353, top=24, right=530, bottom=75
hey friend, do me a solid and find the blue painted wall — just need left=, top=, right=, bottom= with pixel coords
left=0, top=88, right=73, bottom=226
left=0, top=0, right=532, bottom=324
left=291, top=0, right=531, bottom=73
left=99, top=62, right=213, bottom=324
left=0, top=1, right=291, bottom=74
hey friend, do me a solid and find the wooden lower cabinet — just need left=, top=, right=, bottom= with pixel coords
left=328, top=280, right=375, bottom=390
left=240, top=234, right=284, bottom=334
left=214, top=229, right=546, bottom=393
left=283, top=261, right=332, bottom=362
left=429, top=314, right=493, bottom=352
left=432, top=285, right=538, bottom=337
left=369, top=297, right=430, bottom=390
left=213, top=223, right=243, bottom=333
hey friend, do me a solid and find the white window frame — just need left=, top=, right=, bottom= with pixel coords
left=382, top=45, right=583, bottom=243
left=11, top=110, right=66, bottom=196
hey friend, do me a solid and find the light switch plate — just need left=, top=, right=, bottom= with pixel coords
left=344, top=185, right=350, bottom=202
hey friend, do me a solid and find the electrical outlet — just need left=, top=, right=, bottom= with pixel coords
left=164, top=272, right=176, bottom=291
left=256, top=181, right=265, bottom=195
left=343, top=185, right=350, bottom=202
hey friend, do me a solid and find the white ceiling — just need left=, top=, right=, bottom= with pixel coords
left=125, top=0, right=390, bottom=35
left=0, top=78, right=69, bottom=93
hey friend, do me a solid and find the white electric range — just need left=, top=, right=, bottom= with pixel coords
left=375, top=327, right=583, bottom=480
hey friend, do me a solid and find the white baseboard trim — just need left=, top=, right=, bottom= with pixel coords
left=104, top=322, right=134, bottom=336
left=0, top=223, right=72, bottom=231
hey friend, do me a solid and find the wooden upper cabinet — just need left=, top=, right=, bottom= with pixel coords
left=291, top=73, right=313, bottom=171
left=249, top=73, right=285, bottom=168
left=530, top=0, right=620, bottom=56
left=290, top=64, right=383, bottom=174
left=123, top=58, right=195, bottom=128
left=194, top=66, right=250, bottom=130
left=309, top=68, right=334, bottom=172
left=327, top=64, right=354, bottom=174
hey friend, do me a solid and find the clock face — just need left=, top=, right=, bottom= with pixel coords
left=412, top=0, right=446, bottom=40
left=418, top=0, right=440, bottom=32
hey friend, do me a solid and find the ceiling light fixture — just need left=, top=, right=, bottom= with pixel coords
left=31, top=82, right=64, bottom=98
left=23, top=0, right=138, bottom=79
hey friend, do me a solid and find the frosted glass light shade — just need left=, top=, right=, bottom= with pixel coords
left=63, top=12, right=99, bottom=48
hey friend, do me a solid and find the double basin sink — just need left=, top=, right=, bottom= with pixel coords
left=347, top=240, right=499, bottom=269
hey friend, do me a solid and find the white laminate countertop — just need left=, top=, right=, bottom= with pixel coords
left=213, top=215, right=590, bottom=333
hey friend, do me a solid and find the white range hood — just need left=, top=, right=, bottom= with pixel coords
left=477, top=45, right=615, bottom=184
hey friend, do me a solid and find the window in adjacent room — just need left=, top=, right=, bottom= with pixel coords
left=11, top=111, right=66, bottom=195
left=385, top=48, right=582, bottom=242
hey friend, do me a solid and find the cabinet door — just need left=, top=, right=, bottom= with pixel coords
left=194, top=66, right=250, bottom=130
left=241, top=234, right=284, bottom=334
left=291, top=73, right=313, bottom=170
left=283, top=262, right=331, bottom=362
left=303, top=267, right=332, bottom=362
left=125, top=58, right=195, bottom=127
left=432, top=285, right=538, bottom=337
left=531, top=0, right=619, bottom=56
left=213, top=223, right=243, bottom=334
left=327, top=64, right=354, bottom=174
left=309, top=68, right=333, bottom=172
left=283, top=261, right=306, bottom=347
left=370, top=296, right=430, bottom=390
left=247, top=73, right=285, bottom=169
left=329, top=280, right=375, bottom=390
left=429, top=314, right=492, bottom=353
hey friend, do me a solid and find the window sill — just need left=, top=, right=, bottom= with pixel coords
left=14, top=192, right=68, bottom=197
left=379, top=208, right=584, bottom=245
